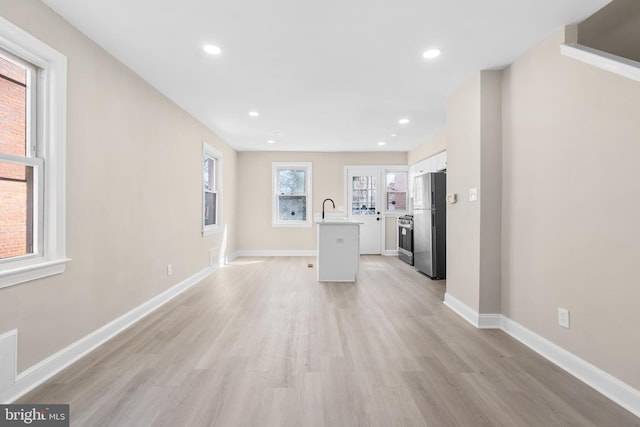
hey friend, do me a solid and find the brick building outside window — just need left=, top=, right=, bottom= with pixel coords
left=0, top=17, right=68, bottom=289
left=0, top=53, right=31, bottom=260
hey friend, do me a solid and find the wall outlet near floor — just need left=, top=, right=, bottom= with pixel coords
left=167, top=264, right=173, bottom=276
left=558, top=307, right=570, bottom=328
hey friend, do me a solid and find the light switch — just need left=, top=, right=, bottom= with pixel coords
left=446, top=193, right=457, bottom=204
left=469, top=188, right=478, bottom=202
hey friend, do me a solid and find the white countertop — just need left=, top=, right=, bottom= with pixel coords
left=313, top=212, right=362, bottom=224
left=315, top=218, right=363, bottom=225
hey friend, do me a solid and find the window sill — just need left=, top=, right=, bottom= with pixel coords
left=0, top=257, right=71, bottom=289
left=202, top=226, right=222, bottom=237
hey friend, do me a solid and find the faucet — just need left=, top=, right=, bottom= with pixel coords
left=322, top=198, right=335, bottom=219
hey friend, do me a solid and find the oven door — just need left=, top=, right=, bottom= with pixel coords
left=398, top=222, right=414, bottom=265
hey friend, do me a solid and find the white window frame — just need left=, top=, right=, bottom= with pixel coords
left=383, top=167, right=409, bottom=214
left=0, top=16, right=68, bottom=289
left=272, top=162, right=312, bottom=227
left=202, top=142, right=222, bottom=236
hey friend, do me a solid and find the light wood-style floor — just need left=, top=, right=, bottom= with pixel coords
left=20, top=256, right=639, bottom=426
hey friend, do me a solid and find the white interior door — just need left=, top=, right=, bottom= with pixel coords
left=347, top=167, right=382, bottom=254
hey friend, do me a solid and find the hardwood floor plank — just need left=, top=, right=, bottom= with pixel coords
left=16, top=256, right=640, bottom=426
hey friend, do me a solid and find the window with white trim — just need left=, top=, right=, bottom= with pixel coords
left=202, top=142, right=222, bottom=235
left=384, top=169, right=408, bottom=212
left=272, top=162, right=312, bottom=227
left=0, top=17, right=68, bottom=289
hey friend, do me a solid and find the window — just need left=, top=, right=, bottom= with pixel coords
left=351, top=175, right=377, bottom=215
left=0, top=52, right=38, bottom=260
left=0, top=17, right=67, bottom=289
left=272, top=162, right=312, bottom=227
left=384, top=169, right=408, bottom=212
left=202, top=142, right=222, bottom=235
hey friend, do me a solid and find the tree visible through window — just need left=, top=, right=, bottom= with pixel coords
left=272, top=162, right=312, bottom=226
left=202, top=142, right=222, bottom=234
left=351, top=175, right=377, bottom=215
left=203, top=156, right=217, bottom=226
left=278, top=169, right=306, bottom=221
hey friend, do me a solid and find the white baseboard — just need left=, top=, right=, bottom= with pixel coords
left=235, top=250, right=400, bottom=258
left=478, top=313, right=503, bottom=329
left=443, top=293, right=501, bottom=329
left=443, top=293, right=640, bottom=418
left=234, top=250, right=317, bottom=257
left=0, top=263, right=221, bottom=404
left=0, top=330, right=17, bottom=393
left=501, top=317, right=640, bottom=418
left=224, top=252, right=238, bottom=263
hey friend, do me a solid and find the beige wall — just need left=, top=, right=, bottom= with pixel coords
left=502, top=29, right=640, bottom=389
left=445, top=73, right=482, bottom=311
left=5, top=0, right=637, bottom=403
left=407, top=130, right=447, bottom=165
left=445, top=71, right=502, bottom=314
left=578, top=0, right=640, bottom=62
left=478, top=71, right=502, bottom=314
left=237, top=151, right=407, bottom=251
left=384, top=216, right=398, bottom=251
left=0, top=0, right=237, bottom=371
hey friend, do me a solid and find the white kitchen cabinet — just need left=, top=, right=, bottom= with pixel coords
left=409, top=151, right=447, bottom=209
left=317, top=220, right=362, bottom=281
left=411, top=151, right=447, bottom=176
left=434, top=151, right=447, bottom=171
left=410, top=157, right=434, bottom=176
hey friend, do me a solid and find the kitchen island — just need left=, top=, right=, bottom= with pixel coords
left=316, top=219, right=363, bottom=282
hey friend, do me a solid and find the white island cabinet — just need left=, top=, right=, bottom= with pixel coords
left=317, top=220, right=363, bottom=282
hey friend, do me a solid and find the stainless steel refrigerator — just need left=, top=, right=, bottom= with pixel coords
left=412, top=172, right=446, bottom=279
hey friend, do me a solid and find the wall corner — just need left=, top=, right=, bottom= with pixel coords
left=564, top=25, right=579, bottom=45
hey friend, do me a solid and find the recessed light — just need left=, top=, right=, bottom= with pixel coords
left=398, top=118, right=410, bottom=125
left=423, top=49, right=441, bottom=59
left=267, top=140, right=275, bottom=144
left=249, top=111, right=260, bottom=117
left=391, top=133, right=398, bottom=137
left=377, top=141, right=386, bottom=146
left=203, top=44, right=222, bottom=55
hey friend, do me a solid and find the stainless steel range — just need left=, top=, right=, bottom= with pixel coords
left=398, top=215, right=414, bottom=265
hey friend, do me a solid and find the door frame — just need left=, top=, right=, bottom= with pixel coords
left=344, top=165, right=409, bottom=256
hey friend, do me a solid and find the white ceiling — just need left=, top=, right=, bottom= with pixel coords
left=41, top=0, right=610, bottom=152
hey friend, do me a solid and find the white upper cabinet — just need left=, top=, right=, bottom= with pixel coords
left=410, top=151, right=446, bottom=177
left=410, top=157, right=433, bottom=177
left=434, top=151, right=447, bottom=171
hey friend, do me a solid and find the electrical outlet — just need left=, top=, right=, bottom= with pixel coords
left=167, top=264, right=173, bottom=276
left=558, top=308, right=570, bottom=328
